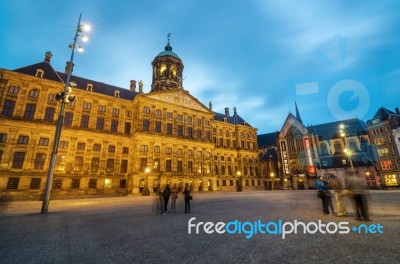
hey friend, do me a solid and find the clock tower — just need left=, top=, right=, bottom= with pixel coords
left=151, top=34, right=184, bottom=92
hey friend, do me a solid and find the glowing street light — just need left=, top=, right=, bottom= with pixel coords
left=41, top=13, right=91, bottom=214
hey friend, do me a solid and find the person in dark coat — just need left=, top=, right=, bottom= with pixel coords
left=183, top=183, right=191, bottom=214
left=162, top=184, right=171, bottom=214
left=315, top=177, right=329, bottom=215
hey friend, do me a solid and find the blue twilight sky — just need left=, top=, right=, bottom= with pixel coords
left=1, top=0, right=399, bottom=134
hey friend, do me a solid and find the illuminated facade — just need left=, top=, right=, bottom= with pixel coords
left=258, top=104, right=379, bottom=190
left=0, top=42, right=260, bottom=199
left=366, top=107, right=400, bottom=188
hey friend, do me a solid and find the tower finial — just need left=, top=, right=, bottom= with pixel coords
left=165, top=33, right=172, bottom=51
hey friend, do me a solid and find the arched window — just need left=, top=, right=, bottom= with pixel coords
left=321, top=143, right=329, bottom=155
left=349, top=140, right=357, bottom=150
left=334, top=141, right=342, bottom=153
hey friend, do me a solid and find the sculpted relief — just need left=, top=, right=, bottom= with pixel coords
left=145, top=91, right=209, bottom=112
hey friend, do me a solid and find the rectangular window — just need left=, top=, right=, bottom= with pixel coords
left=53, top=179, right=62, bottom=189
left=121, top=160, right=128, bottom=173
left=140, top=158, right=148, bottom=172
left=80, top=114, right=90, bottom=129
left=188, top=161, right=193, bottom=173
left=155, top=109, right=162, bottom=116
left=39, top=138, right=49, bottom=146
left=188, top=150, right=193, bottom=156
left=177, top=114, right=183, bottom=121
left=166, top=112, right=173, bottom=119
left=187, top=127, right=193, bottom=139
left=18, top=135, right=29, bottom=144
left=91, top=158, right=100, bottom=172
left=177, top=149, right=183, bottom=155
left=187, top=116, right=193, bottom=123
left=124, top=122, right=131, bottom=135
left=177, top=160, right=183, bottom=173
left=98, top=105, right=106, bottom=112
left=29, top=89, right=40, bottom=98
left=143, top=107, right=150, bottom=114
left=154, top=146, right=160, bottom=153
left=24, top=103, right=36, bottom=120
left=96, top=117, right=104, bottom=131
left=74, top=156, right=84, bottom=171
left=88, top=179, right=97, bottom=189
left=34, top=153, right=46, bottom=169
left=7, top=177, right=20, bottom=189
left=141, top=145, right=148, bottom=152
left=30, top=178, right=41, bottom=189
left=71, top=179, right=80, bottom=189
left=122, top=147, right=129, bottom=154
left=0, top=133, right=7, bottom=142
left=126, top=110, right=132, bottom=117
left=143, top=119, right=150, bottom=132
left=166, top=147, right=172, bottom=154
left=55, top=155, right=66, bottom=171
left=197, top=129, right=202, bottom=140
left=111, top=119, right=118, bottom=132
left=44, top=107, right=55, bottom=122
left=120, top=179, right=127, bottom=188
left=83, top=102, right=92, bottom=110
left=166, top=160, right=172, bottom=172
left=77, top=142, right=85, bottom=150
left=3, top=100, right=15, bottom=117
left=167, top=123, right=173, bottom=135
left=155, top=121, right=161, bottom=133
left=177, top=125, right=183, bottom=136
left=59, top=141, right=68, bottom=149
left=108, top=145, right=116, bottom=152
left=112, top=108, right=120, bottom=115
left=93, top=144, right=101, bottom=151
left=106, top=159, right=115, bottom=173
left=8, top=86, right=19, bottom=94
left=48, top=94, right=57, bottom=101
left=64, top=112, right=73, bottom=126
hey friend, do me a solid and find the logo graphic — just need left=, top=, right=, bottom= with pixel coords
left=188, top=217, right=383, bottom=239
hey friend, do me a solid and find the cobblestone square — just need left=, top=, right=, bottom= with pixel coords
left=0, top=190, right=399, bottom=264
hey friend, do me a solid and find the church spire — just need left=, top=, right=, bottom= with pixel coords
left=295, top=101, right=303, bottom=124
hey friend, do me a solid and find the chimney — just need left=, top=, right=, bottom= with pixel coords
left=44, top=51, right=53, bottom=63
left=130, top=80, right=136, bottom=92
left=396, top=107, right=399, bottom=114
left=225, top=107, right=230, bottom=116
left=65, top=61, right=74, bottom=74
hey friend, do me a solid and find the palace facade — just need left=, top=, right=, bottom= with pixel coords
left=0, top=41, right=261, bottom=199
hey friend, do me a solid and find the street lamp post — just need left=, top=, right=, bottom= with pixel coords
left=41, top=13, right=90, bottom=214
left=142, top=167, right=150, bottom=196
left=236, top=170, right=242, bottom=192
left=270, top=172, right=275, bottom=190
left=339, top=124, right=356, bottom=181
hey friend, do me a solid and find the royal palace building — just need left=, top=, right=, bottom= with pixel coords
left=0, top=41, right=261, bottom=199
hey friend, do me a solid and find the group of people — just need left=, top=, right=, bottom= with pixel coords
left=315, top=176, right=369, bottom=221
left=159, top=183, right=192, bottom=215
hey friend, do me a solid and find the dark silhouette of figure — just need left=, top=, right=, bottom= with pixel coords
left=348, top=177, right=369, bottom=221
left=183, top=183, right=191, bottom=214
left=316, top=177, right=329, bottom=215
left=162, top=184, right=171, bottom=215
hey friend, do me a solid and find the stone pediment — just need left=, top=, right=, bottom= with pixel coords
left=144, top=90, right=211, bottom=113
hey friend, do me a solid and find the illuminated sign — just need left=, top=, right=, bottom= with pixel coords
left=303, top=137, right=315, bottom=175
left=280, top=141, right=290, bottom=175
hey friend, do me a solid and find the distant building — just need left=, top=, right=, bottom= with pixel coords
left=366, top=107, right=400, bottom=188
left=0, top=41, right=260, bottom=199
left=258, top=103, right=378, bottom=190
